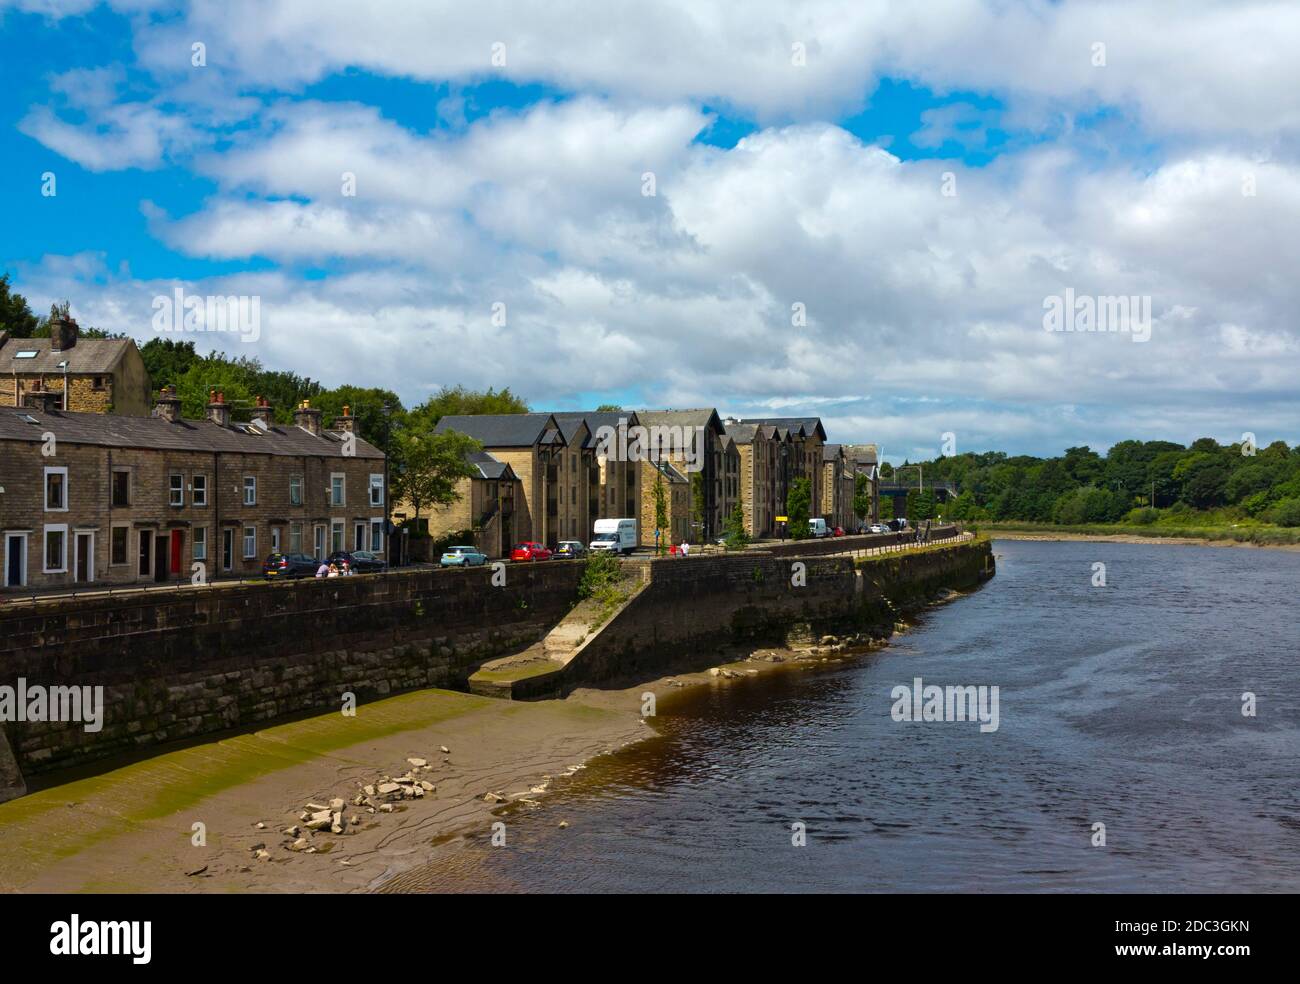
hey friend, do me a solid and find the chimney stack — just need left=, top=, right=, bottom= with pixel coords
left=22, top=383, right=62, bottom=415
left=251, top=395, right=275, bottom=428
left=206, top=389, right=231, bottom=427
left=293, top=399, right=323, bottom=437
left=50, top=315, right=78, bottom=352
left=153, top=384, right=182, bottom=423
left=332, top=403, right=356, bottom=434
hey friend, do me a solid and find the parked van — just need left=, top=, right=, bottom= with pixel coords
left=809, top=518, right=830, bottom=538
left=590, top=518, right=637, bottom=555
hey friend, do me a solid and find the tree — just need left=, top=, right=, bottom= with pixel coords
left=723, top=502, right=749, bottom=550
left=786, top=477, right=811, bottom=539
left=0, top=272, right=39, bottom=337
left=409, top=385, right=529, bottom=429
left=595, top=403, right=622, bottom=412
left=690, top=471, right=704, bottom=535
left=389, top=430, right=482, bottom=529
left=853, top=472, right=872, bottom=522
left=653, top=467, right=669, bottom=554
left=139, top=338, right=200, bottom=388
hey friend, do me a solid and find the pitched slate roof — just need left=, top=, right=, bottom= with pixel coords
left=466, top=450, right=516, bottom=480
left=0, top=335, right=135, bottom=374
left=552, top=410, right=642, bottom=449
left=744, top=416, right=828, bottom=441
left=0, top=407, right=384, bottom=459
left=637, top=408, right=725, bottom=435
left=823, top=442, right=843, bottom=461
left=433, top=413, right=564, bottom=448
left=723, top=421, right=759, bottom=444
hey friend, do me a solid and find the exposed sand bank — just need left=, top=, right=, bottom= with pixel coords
left=0, top=637, right=880, bottom=894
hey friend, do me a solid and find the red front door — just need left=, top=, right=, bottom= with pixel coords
left=170, top=531, right=184, bottom=575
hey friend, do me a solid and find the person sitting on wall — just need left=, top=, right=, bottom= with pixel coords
left=316, top=561, right=329, bottom=578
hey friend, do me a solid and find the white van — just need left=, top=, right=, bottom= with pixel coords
left=809, top=518, right=830, bottom=538
left=590, top=518, right=637, bottom=555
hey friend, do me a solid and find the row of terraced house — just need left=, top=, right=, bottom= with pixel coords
left=417, top=409, right=881, bottom=556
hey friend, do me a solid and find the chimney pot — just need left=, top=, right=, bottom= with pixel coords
left=50, top=315, right=78, bottom=352
left=251, top=396, right=274, bottom=428
left=207, top=390, right=231, bottom=428
left=294, top=401, right=323, bottom=437
left=153, top=384, right=182, bottom=423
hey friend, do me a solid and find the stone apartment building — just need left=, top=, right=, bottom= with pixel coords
left=0, top=388, right=386, bottom=592
left=719, top=432, right=741, bottom=531
left=821, top=443, right=858, bottom=530
left=639, top=458, right=690, bottom=548
left=430, top=414, right=581, bottom=549
left=636, top=408, right=726, bottom=540
left=412, top=450, right=521, bottom=558
left=0, top=317, right=151, bottom=416
left=553, top=411, right=642, bottom=527
left=724, top=420, right=777, bottom=538
left=843, top=443, right=881, bottom=524
left=746, top=417, right=826, bottom=519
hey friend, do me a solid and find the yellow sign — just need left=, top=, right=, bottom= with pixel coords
left=776, top=515, right=788, bottom=522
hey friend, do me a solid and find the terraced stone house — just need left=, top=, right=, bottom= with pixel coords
left=0, top=317, right=151, bottom=416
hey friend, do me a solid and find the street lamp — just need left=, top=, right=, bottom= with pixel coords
left=57, top=360, right=69, bottom=410
left=381, top=403, right=393, bottom=564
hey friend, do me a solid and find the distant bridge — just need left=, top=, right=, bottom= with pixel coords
left=878, top=481, right=958, bottom=508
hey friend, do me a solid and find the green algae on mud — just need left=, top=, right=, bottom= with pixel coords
left=0, top=688, right=492, bottom=888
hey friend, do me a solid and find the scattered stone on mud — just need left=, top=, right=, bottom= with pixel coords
left=186, top=865, right=208, bottom=877
left=439, top=745, right=450, bottom=754
left=407, top=757, right=427, bottom=768
left=483, top=791, right=507, bottom=803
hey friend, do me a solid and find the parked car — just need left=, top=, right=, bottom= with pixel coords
left=554, top=540, right=587, bottom=559
left=832, top=526, right=846, bottom=537
left=326, top=549, right=386, bottom=573
left=870, top=523, right=889, bottom=534
left=809, top=518, right=830, bottom=538
left=590, top=518, right=637, bottom=555
left=511, top=542, right=553, bottom=562
left=440, top=545, right=488, bottom=567
left=262, top=552, right=320, bottom=579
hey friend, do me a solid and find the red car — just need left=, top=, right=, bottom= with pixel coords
left=511, top=541, right=553, bottom=562
left=832, top=526, right=846, bottom=537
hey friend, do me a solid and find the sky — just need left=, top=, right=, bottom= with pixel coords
left=1, top=0, right=1297, bottom=463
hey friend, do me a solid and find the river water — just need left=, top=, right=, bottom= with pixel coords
left=393, top=539, right=1300, bottom=893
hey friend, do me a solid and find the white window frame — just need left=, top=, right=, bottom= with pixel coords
left=243, top=476, right=257, bottom=506
left=330, top=472, right=346, bottom=507
left=369, top=473, right=384, bottom=507
left=43, top=523, right=68, bottom=573
left=313, top=524, right=326, bottom=560
left=44, top=466, right=69, bottom=513
left=370, top=517, right=384, bottom=553
left=242, top=525, right=256, bottom=559
left=169, top=473, right=185, bottom=507
left=289, top=475, right=303, bottom=506
left=192, top=474, right=207, bottom=507
left=193, top=525, right=207, bottom=561
left=330, top=519, right=345, bottom=553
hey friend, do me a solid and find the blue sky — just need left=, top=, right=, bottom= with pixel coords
left=1, top=1, right=1297, bottom=462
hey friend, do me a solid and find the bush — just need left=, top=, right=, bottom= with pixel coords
left=578, top=550, right=622, bottom=599
left=1267, top=497, right=1300, bottom=527
left=1125, top=507, right=1159, bottom=525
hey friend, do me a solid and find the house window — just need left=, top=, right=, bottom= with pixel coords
left=43, top=524, right=67, bottom=573
left=193, top=526, right=207, bottom=561
left=242, top=526, right=256, bottom=558
left=289, top=521, right=303, bottom=554
left=289, top=475, right=303, bottom=506
left=243, top=476, right=257, bottom=505
left=169, top=473, right=184, bottom=507
left=330, top=520, right=345, bottom=553
left=369, top=473, right=384, bottom=507
left=110, top=525, right=129, bottom=566
left=111, top=469, right=130, bottom=507
left=330, top=473, right=345, bottom=507
left=44, top=467, right=68, bottom=511
left=370, top=518, right=384, bottom=553
left=92, top=376, right=106, bottom=390
left=192, top=474, right=207, bottom=506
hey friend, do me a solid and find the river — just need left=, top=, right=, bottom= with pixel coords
left=388, top=538, right=1300, bottom=892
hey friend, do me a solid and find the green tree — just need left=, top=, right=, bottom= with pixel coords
left=653, top=467, right=669, bottom=554
left=139, top=338, right=200, bottom=388
left=595, top=403, right=622, bottom=412
left=409, top=385, right=529, bottom=429
left=0, top=272, right=39, bottom=337
left=690, top=471, right=705, bottom=534
left=723, top=502, right=750, bottom=550
left=389, top=430, right=482, bottom=530
left=786, top=477, right=811, bottom=539
left=853, top=472, right=872, bottom=522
